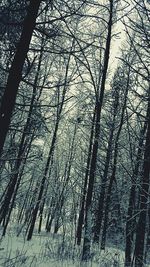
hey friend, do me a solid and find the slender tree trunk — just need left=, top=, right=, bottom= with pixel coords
left=145, top=203, right=150, bottom=264
left=82, top=1, right=113, bottom=260
left=1, top=130, right=36, bottom=236
left=17, top=170, right=36, bottom=224
left=101, top=68, right=130, bottom=249
left=38, top=198, right=46, bottom=233
left=46, top=215, right=54, bottom=233
left=26, top=120, right=59, bottom=240
left=45, top=197, right=56, bottom=232
left=125, top=122, right=147, bottom=267
left=134, top=92, right=150, bottom=267
left=76, top=108, right=95, bottom=245
left=100, top=148, right=118, bottom=250
left=93, top=93, right=119, bottom=243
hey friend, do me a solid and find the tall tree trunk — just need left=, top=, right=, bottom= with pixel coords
left=82, top=0, right=113, bottom=260
left=134, top=91, right=150, bottom=267
left=0, top=0, right=41, bottom=156
left=76, top=107, right=95, bottom=245
left=26, top=119, right=59, bottom=240
left=125, top=122, right=147, bottom=267
left=101, top=167, right=116, bottom=250
left=93, top=90, right=119, bottom=243
left=101, top=68, right=130, bottom=249
left=145, top=203, right=150, bottom=264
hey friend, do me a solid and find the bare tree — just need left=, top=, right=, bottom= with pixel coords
left=82, top=0, right=115, bottom=260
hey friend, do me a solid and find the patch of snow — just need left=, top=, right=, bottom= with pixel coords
left=0, top=233, right=150, bottom=267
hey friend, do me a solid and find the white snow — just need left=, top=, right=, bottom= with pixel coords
left=0, top=232, right=149, bottom=267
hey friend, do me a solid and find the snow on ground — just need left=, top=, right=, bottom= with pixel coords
left=0, top=231, right=124, bottom=267
left=0, top=231, right=149, bottom=267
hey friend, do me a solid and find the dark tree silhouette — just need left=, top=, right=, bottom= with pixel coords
left=0, top=0, right=42, bottom=156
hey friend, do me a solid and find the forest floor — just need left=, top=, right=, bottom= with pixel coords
left=0, top=228, right=149, bottom=267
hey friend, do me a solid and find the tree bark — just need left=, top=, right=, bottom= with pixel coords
left=0, top=0, right=41, bottom=156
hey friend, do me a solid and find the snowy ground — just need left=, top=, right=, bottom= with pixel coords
left=0, top=231, right=149, bottom=267
left=0, top=230, right=124, bottom=267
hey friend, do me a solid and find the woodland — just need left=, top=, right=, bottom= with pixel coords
left=0, top=0, right=150, bottom=266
